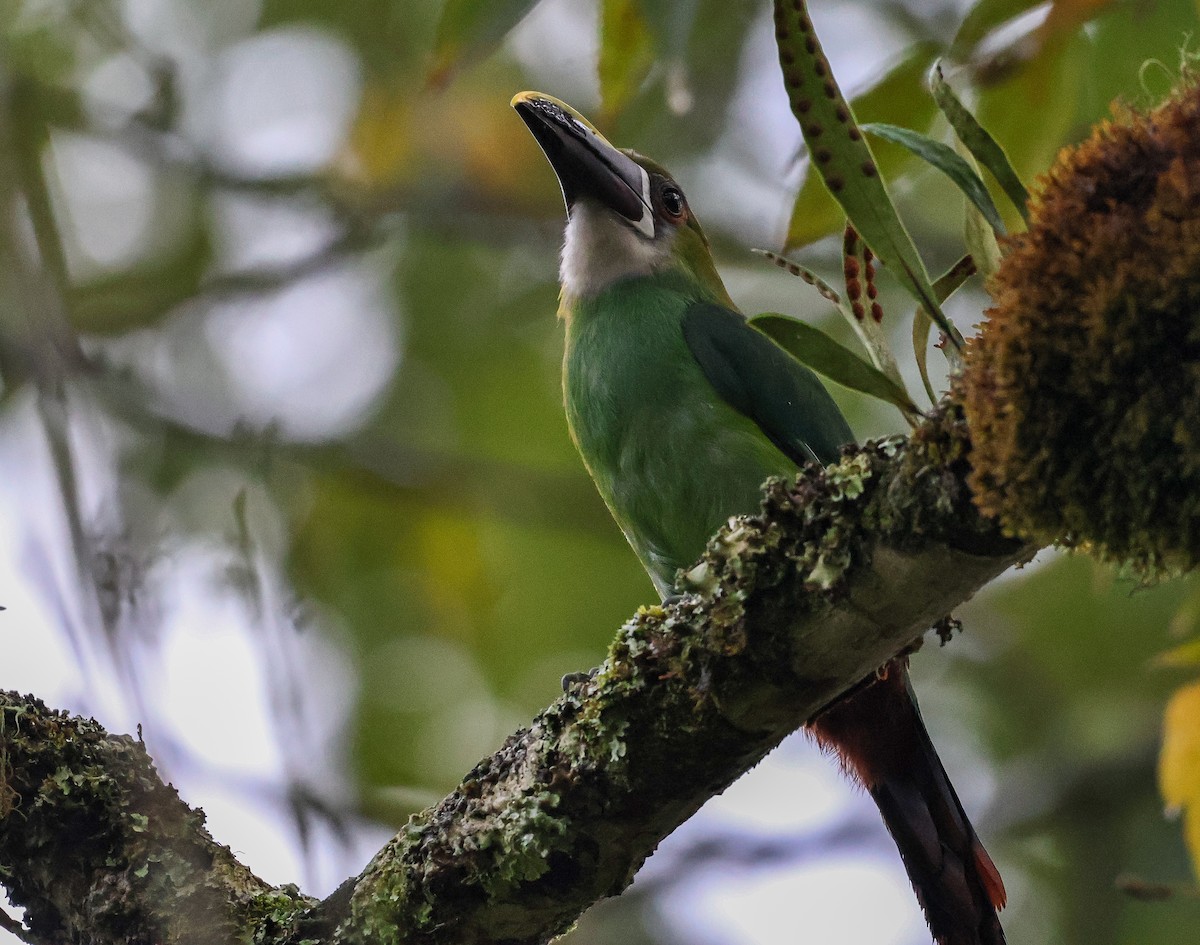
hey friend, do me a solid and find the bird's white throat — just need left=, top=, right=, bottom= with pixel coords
left=559, top=201, right=670, bottom=301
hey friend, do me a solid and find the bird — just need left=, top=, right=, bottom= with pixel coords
left=512, top=90, right=1007, bottom=945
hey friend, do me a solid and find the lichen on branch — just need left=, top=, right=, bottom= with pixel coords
left=1, top=409, right=1029, bottom=945
left=326, top=406, right=1027, bottom=945
left=0, top=692, right=283, bottom=945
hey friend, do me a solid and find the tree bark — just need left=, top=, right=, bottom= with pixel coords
left=0, top=404, right=1031, bottom=945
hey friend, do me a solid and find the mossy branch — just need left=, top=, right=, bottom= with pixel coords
left=0, top=405, right=1031, bottom=945
left=0, top=693, right=282, bottom=945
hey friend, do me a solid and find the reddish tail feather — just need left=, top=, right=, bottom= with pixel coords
left=809, top=659, right=1006, bottom=945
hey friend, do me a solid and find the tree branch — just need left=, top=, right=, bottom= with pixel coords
left=0, top=404, right=1032, bottom=945
left=0, top=694, right=282, bottom=945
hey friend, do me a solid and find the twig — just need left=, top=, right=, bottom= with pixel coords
left=0, top=905, right=38, bottom=945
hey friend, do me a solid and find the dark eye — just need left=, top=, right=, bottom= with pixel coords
left=660, top=184, right=685, bottom=219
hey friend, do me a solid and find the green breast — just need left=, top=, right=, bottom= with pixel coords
left=563, top=274, right=797, bottom=597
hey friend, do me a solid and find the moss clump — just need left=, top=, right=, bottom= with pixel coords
left=959, top=81, right=1200, bottom=577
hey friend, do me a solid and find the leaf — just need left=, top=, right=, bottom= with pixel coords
left=861, top=121, right=1006, bottom=235
left=840, top=229, right=905, bottom=393
left=753, top=249, right=842, bottom=305
left=786, top=42, right=939, bottom=249
left=960, top=0, right=1112, bottom=83
left=1156, top=640, right=1200, bottom=669
left=1082, top=0, right=1200, bottom=114
left=950, top=0, right=1046, bottom=58
left=932, top=255, right=979, bottom=302
left=773, top=2, right=960, bottom=349
left=759, top=241, right=906, bottom=399
left=598, top=0, right=656, bottom=122
left=427, top=0, right=540, bottom=88
left=963, top=176, right=1003, bottom=280
left=1040, top=0, right=1120, bottom=47
left=751, top=313, right=919, bottom=417
left=1159, top=680, right=1200, bottom=877
left=973, top=28, right=1085, bottom=188
left=929, top=63, right=1029, bottom=220
left=914, top=256, right=977, bottom=405
left=912, top=309, right=935, bottom=405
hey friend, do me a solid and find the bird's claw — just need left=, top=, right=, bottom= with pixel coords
left=561, top=667, right=599, bottom=692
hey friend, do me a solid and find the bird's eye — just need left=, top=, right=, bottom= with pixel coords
left=660, top=184, right=686, bottom=220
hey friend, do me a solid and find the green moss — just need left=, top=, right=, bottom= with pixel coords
left=320, top=416, right=1015, bottom=945
left=960, top=81, right=1200, bottom=579
left=472, top=792, right=569, bottom=896
left=247, top=886, right=315, bottom=945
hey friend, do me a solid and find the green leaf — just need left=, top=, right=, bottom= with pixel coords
left=773, top=2, right=960, bottom=349
left=786, top=42, right=939, bottom=249
left=949, top=0, right=1046, bottom=59
left=929, top=63, right=1030, bottom=221
left=758, top=243, right=905, bottom=396
left=839, top=231, right=906, bottom=393
left=860, top=121, right=1006, bottom=235
left=913, top=256, right=978, bottom=404
left=932, top=255, right=978, bottom=303
left=598, top=0, right=656, bottom=122
left=751, top=313, right=919, bottom=417
left=963, top=174, right=1003, bottom=279
left=1155, top=639, right=1200, bottom=669
left=1084, top=0, right=1200, bottom=118
left=912, top=308, right=935, bottom=405
left=427, top=0, right=540, bottom=88
left=973, top=30, right=1086, bottom=195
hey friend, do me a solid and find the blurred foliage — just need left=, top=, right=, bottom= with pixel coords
left=3, top=1, right=1200, bottom=944
left=1160, top=680, right=1200, bottom=880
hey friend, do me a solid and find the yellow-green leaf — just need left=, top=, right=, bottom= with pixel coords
left=973, top=29, right=1085, bottom=188
left=773, top=2, right=958, bottom=349
left=861, top=121, right=1006, bottom=235
left=751, top=313, right=919, bottom=418
left=913, top=256, right=978, bottom=404
left=759, top=240, right=905, bottom=396
left=951, top=0, right=1045, bottom=58
left=1156, top=640, right=1200, bottom=670
left=1159, top=680, right=1200, bottom=877
left=786, top=43, right=939, bottom=249
left=958, top=143, right=1003, bottom=280
left=598, top=0, right=656, bottom=123
left=428, top=0, right=539, bottom=88
left=930, top=62, right=1029, bottom=220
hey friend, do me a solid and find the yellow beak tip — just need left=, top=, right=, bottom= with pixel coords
left=508, top=91, right=606, bottom=141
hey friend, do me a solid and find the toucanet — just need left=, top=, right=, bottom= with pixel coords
left=512, top=90, right=1006, bottom=945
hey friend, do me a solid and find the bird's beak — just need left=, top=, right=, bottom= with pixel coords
left=511, top=91, right=655, bottom=239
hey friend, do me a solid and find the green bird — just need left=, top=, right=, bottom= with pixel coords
left=513, top=91, right=1006, bottom=945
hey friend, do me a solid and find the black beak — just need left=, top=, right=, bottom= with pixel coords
left=512, top=91, right=655, bottom=238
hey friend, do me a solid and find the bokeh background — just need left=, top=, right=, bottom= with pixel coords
left=2, top=0, right=1200, bottom=943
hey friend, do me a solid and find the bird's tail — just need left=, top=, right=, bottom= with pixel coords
left=808, top=659, right=1006, bottom=945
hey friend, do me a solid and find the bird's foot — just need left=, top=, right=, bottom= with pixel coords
left=561, top=667, right=599, bottom=692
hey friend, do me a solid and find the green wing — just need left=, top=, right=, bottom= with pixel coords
left=682, top=301, right=854, bottom=466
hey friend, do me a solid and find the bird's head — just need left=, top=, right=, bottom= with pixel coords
left=512, top=91, right=731, bottom=310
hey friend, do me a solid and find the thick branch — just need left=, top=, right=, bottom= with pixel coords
left=317, top=404, right=1030, bottom=944
left=0, top=406, right=1032, bottom=945
left=0, top=694, right=285, bottom=945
